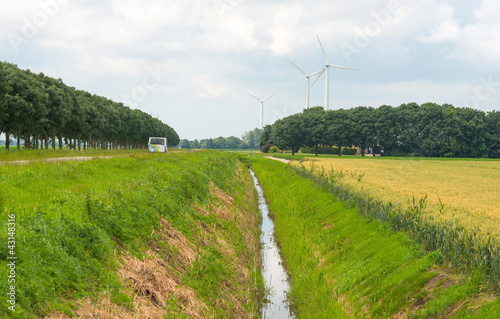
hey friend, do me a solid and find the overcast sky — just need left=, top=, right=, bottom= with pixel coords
left=1, top=0, right=500, bottom=140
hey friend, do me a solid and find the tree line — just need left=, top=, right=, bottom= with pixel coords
left=0, top=61, right=180, bottom=151
left=179, top=128, right=263, bottom=150
left=260, top=104, right=500, bottom=157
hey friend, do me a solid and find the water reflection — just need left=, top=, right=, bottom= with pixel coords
left=249, top=169, right=294, bottom=319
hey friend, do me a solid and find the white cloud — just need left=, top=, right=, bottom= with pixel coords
left=449, top=0, right=500, bottom=66
left=1, top=0, right=499, bottom=140
left=192, top=74, right=228, bottom=99
left=268, top=3, right=306, bottom=56
left=200, top=7, right=259, bottom=52
left=473, top=0, right=500, bottom=27
left=417, top=17, right=460, bottom=43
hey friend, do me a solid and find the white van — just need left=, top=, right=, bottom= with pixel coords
left=148, top=137, right=168, bottom=153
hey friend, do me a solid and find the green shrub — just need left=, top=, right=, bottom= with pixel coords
left=260, top=144, right=275, bottom=153
left=299, top=145, right=358, bottom=155
left=268, top=146, right=279, bottom=153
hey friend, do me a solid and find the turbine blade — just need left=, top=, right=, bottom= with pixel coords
left=308, top=69, right=324, bottom=77
left=262, top=93, right=276, bottom=102
left=248, top=93, right=261, bottom=101
left=287, top=59, right=307, bottom=75
left=310, top=68, right=326, bottom=88
left=316, top=35, right=328, bottom=64
left=328, top=64, right=358, bottom=71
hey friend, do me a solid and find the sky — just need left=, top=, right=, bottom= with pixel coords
left=1, top=0, right=500, bottom=141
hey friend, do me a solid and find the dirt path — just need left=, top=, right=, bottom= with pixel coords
left=0, top=156, right=117, bottom=165
left=263, top=156, right=290, bottom=164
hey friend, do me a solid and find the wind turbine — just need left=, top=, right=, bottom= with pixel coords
left=287, top=59, right=325, bottom=109
left=316, top=35, right=357, bottom=110
left=248, top=93, right=276, bottom=129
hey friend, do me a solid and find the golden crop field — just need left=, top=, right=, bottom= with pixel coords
left=298, top=157, right=500, bottom=237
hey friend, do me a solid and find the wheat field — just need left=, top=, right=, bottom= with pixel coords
left=298, top=157, right=500, bottom=236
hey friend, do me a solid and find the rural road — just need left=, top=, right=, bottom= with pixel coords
left=263, top=156, right=290, bottom=164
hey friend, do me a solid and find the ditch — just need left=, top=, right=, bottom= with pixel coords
left=249, top=169, right=294, bottom=319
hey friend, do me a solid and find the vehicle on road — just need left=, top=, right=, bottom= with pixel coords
left=148, top=137, right=168, bottom=153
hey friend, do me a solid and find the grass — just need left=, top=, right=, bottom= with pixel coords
left=0, top=151, right=264, bottom=318
left=290, top=157, right=500, bottom=288
left=248, top=156, right=500, bottom=318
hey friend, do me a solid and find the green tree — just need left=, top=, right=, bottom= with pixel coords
left=460, top=108, right=488, bottom=158
left=180, top=139, right=191, bottom=149
left=0, top=62, right=7, bottom=144
left=350, top=106, right=377, bottom=156
left=205, top=138, right=214, bottom=149
left=191, top=139, right=201, bottom=149
left=271, top=113, right=306, bottom=155
left=486, top=111, right=500, bottom=158
left=243, top=128, right=263, bottom=149
left=225, top=136, right=242, bottom=149
left=324, top=108, right=354, bottom=156
left=259, top=125, right=273, bottom=148
left=2, top=64, right=44, bottom=150
left=303, top=106, right=326, bottom=156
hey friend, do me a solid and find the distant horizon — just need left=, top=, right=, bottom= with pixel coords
left=1, top=101, right=498, bottom=144
left=2, top=1, right=500, bottom=140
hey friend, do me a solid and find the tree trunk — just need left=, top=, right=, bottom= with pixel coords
left=16, top=127, right=21, bottom=151
left=58, top=135, right=63, bottom=150
left=52, top=131, right=56, bottom=150
left=78, top=135, right=81, bottom=151
left=45, top=136, right=49, bottom=149
left=65, top=134, right=68, bottom=148
left=5, top=129, right=10, bottom=151
left=35, top=133, right=39, bottom=150
left=338, top=146, right=342, bottom=157
left=292, top=148, right=295, bottom=156
left=26, top=132, right=31, bottom=150
left=315, top=145, right=318, bottom=157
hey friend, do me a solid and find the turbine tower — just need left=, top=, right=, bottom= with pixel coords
left=248, top=93, right=276, bottom=129
left=287, top=59, right=325, bottom=109
left=316, top=35, right=357, bottom=110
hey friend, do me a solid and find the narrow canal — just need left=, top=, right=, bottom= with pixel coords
left=249, top=169, right=294, bottom=319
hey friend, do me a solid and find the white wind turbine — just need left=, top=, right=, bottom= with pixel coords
left=287, top=59, right=325, bottom=109
left=316, top=35, right=357, bottom=110
left=248, top=93, right=276, bottom=129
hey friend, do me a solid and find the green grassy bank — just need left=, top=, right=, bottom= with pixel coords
left=0, top=151, right=264, bottom=318
left=249, top=157, right=500, bottom=318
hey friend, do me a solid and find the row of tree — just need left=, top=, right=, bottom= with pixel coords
left=0, top=62, right=179, bottom=151
left=260, top=104, right=500, bottom=158
left=179, top=128, right=263, bottom=150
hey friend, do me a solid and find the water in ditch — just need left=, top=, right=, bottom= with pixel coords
left=249, top=169, right=294, bottom=319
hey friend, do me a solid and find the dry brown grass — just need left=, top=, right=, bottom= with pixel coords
left=44, top=226, right=208, bottom=319
left=44, top=163, right=262, bottom=319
